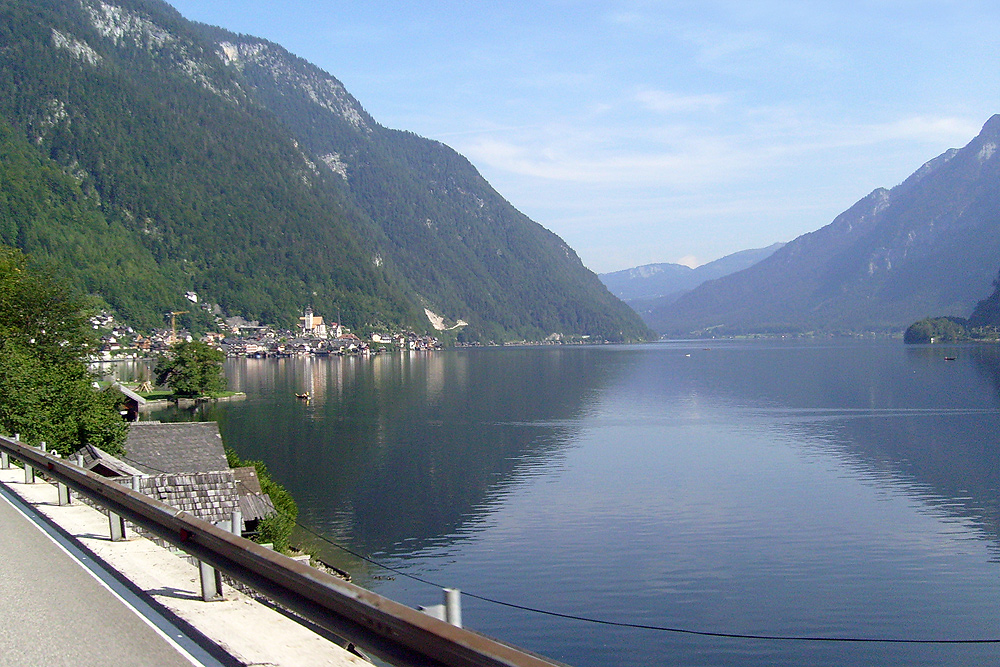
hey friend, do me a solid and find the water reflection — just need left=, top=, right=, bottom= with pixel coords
left=154, top=349, right=626, bottom=560
left=635, top=341, right=1000, bottom=558
left=143, top=341, right=1000, bottom=666
left=149, top=342, right=1000, bottom=564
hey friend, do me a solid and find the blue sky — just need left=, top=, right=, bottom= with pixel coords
left=169, top=1, right=1000, bottom=273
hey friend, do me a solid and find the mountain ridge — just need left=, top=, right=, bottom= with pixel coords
left=599, top=243, right=785, bottom=303
left=0, top=0, right=652, bottom=342
left=648, top=115, right=1000, bottom=335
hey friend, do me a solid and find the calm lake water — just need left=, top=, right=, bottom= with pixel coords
left=147, top=339, right=1000, bottom=666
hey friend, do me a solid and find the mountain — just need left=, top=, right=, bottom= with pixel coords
left=649, top=115, right=1000, bottom=336
left=0, top=0, right=652, bottom=342
left=599, top=243, right=785, bottom=304
left=969, top=268, right=1000, bottom=328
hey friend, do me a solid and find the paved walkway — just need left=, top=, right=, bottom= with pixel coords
left=0, top=466, right=367, bottom=667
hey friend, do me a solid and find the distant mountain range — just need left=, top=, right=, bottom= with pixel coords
left=599, top=243, right=785, bottom=309
left=0, top=0, right=651, bottom=342
left=648, top=115, right=1000, bottom=336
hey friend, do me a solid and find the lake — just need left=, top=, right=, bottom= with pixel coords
left=148, top=339, right=1000, bottom=666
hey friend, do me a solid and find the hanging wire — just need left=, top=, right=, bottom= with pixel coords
left=285, top=511, right=1000, bottom=645
left=119, top=453, right=1000, bottom=645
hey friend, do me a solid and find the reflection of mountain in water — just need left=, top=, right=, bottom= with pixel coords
left=181, top=350, right=621, bottom=559
left=652, top=341, right=1000, bottom=557
left=153, top=342, right=1000, bottom=569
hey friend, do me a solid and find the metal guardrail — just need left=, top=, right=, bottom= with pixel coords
left=0, top=435, right=566, bottom=667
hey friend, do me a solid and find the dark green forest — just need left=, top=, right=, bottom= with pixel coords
left=0, top=0, right=651, bottom=342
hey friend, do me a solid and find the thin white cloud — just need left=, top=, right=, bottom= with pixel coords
left=676, top=255, right=700, bottom=268
left=688, top=27, right=771, bottom=67
left=875, top=116, right=983, bottom=144
left=680, top=22, right=847, bottom=75
left=635, top=89, right=728, bottom=113
left=739, top=110, right=983, bottom=157
left=457, top=108, right=986, bottom=194
left=459, top=131, right=751, bottom=186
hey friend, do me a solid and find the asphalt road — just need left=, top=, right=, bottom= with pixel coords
left=0, top=487, right=205, bottom=667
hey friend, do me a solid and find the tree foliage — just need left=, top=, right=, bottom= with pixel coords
left=154, top=340, right=227, bottom=397
left=0, top=245, right=127, bottom=455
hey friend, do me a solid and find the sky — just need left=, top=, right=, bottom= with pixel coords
left=167, top=1, right=1000, bottom=273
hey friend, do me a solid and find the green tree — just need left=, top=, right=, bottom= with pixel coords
left=154, top=341, right=227, bottom=397
left=0, top=246, right=127, bottom=455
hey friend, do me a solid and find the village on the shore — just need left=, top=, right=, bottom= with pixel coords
left=91, top=301, right=444, bottom=362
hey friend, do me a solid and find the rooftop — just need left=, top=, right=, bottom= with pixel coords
left=125, top=422, right=229, bottom=475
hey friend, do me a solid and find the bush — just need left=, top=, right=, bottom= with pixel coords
left=225, top=446, right=298, bottom=552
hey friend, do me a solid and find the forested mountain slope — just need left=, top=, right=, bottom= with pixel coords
left=649, top=115, right=1000, bottom=336
left=0, top=120, right=177, bottom=323
left=0, top=0, right=650, bottom=341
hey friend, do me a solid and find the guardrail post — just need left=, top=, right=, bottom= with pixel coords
left=419, top=588, right=463, bottom=627
left=128, top=475, right=143, bottom=532
left=109, top=477, right=142, bottom=540
left=108, top=476, right=132, bottom=542
left=57, top=480, right=71, bottom=505
left=109, top=510, right=127, bottom=541
left=23, top=453, right=34, bottom=484
left=200, top=557, right=224, bottom=602
left=445, top=588, right=462, bottom=628
left=198, top=517, right=236, bottom=603
left=1, top=433, right=10, bottom=468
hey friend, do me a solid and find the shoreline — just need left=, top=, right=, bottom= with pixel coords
left=140, top=393, right=246, bottom=411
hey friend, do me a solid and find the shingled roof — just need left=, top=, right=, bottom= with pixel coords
left=138, top=472, right=238, bottom=526
left=76, top=443, right=145, bottom=478
left=124, top=422, right=229, bottom=475
left=234, top=466, right=277, bottom=523
left=76, top=421, right=274, bottom=534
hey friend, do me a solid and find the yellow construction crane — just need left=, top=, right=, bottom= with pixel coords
left=168, top=311, right=189, bottom=345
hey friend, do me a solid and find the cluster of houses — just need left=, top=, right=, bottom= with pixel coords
left=91, top=306, right=443, bottom=361
left=220, top=307, right=441, bottom=357
left=222, top=331, right=442, bottom=358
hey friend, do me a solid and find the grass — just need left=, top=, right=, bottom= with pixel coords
left=137, top=389, right=173, bottom=400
